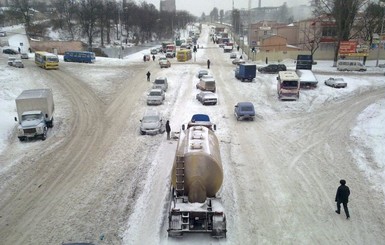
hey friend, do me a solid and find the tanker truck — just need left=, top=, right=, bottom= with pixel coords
left=167, top=114, right=227, bottom=238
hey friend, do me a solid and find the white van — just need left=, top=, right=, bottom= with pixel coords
left=337, top=60, right=366, bottom=72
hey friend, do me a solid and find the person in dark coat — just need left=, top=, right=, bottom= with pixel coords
left=207, top=59, right=211, bottom=69
left=146, top=71, right=151, bottom=81
left=165, top=120, right=171, bottom=140
left=335, top=179, right=350, bottom=219
left=152, top=55, right=155, bottom=61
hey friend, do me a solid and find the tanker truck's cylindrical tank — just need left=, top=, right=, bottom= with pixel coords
left=172, top=125, right=223, bottom=203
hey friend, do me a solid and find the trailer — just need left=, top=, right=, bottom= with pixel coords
left=167, top=114, right=227, bottom=238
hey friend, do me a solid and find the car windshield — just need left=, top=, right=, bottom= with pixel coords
left=47, top=57, right=58, bottom=62
left=154, top=80, right=164, bottom=84
left=150, top=91, right=161, bottom=96
left=241, top=106, right=254, bottom=111
left=142, top=115, right=159, bottom=122
left=282, top=81, right=298, bottom=87
left=22, top=113, right=43, bottom=121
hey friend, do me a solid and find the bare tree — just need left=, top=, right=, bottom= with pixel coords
left=356, top=2, right=384, bottom=64
left=301, top=19, right=323, bottom=57
left=52, top=0, right=77, bottom=40
left=9, top=0, right=33, bottom=31
left=78, top=0, right=102, bottom=50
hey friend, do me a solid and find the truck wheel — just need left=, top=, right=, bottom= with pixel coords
left=18, top=137, right=24, bottom=142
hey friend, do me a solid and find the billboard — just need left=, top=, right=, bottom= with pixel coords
left=339, top=41, right=368, bottom=57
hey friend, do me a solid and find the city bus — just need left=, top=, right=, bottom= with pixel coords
left=35, top=51, right=59, bottom=70
left=64, top=51, right=95, bottom=63
left=177, top=49, right=192, bottom=62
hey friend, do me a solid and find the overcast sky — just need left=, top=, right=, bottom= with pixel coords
left=137, top=0, right=310, bottom=17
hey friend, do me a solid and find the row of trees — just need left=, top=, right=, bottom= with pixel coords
left=2, top=0, right=196, bottom=49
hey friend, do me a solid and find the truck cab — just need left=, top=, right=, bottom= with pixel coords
left=277, top=71, right=300, bottom=100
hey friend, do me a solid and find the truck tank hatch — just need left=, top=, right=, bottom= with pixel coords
left=191, top=143, right=203, bottom=149
left=192, top=133, right=203, bottom=139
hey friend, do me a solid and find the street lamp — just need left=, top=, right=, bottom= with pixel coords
left=376, top=2, right=385, bottom=67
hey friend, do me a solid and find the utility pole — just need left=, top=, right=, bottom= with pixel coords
left=376, top=3, right=385, bottom=67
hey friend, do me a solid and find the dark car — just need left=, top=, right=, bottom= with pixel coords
left=258, top=64, right=287, bottom=74
left=234, top=102, right=256, bottom=121
left=3, top=48, right=18, bottom=55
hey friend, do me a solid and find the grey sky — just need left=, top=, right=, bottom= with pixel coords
left=137, top=0, right=310, bottom=17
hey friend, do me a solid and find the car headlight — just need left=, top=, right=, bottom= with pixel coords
left=36, top=126, right=44, bottom=133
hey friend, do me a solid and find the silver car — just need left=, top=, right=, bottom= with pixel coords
left=324, top=77, right=347, bottom=88
left=12, top=59, right=24, bottom=68
left=140, top=109, right=166, bottom=135
left=147, top=88, right=165, bottom=105
left=196, top=91, right=218, bottom=105
left=152, top=77, right=168, bottom=91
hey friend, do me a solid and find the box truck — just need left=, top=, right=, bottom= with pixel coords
left=14, top=89, right=54, bottom=141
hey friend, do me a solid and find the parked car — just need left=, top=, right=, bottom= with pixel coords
left=3, top=48, right=18, bottom=55
left=234, top=102, right=256, bottom=121
left=8, top=56, right=16, bottom=66
left=0, top=31, right=7, bottom=37
left=20, top=53, right=29, bottom=59
left=12, top=59, right=24, bottom=68
left=152, top=77, right=168, bottom=91
left=150, top=48, right=158, bottom=55
left=139, top=109, right=166, bottom=135
left=258, top=64, right=287, bottom=74
left=196, top=75, right=216, bottom=92
left=197, top=69, right=209, bottom=78
left=196, top=91, right=218, bottom=105
left=232, top=58, right=246, bottom=65
left=324, top=77, right=347, bottom=88
left=337, top=60, right=366, bottom=71
left=159, top=59, right=171, bottom=68
left=147, top=88, right=165, bottom=105
left=230, top=52, right=237, bottom=59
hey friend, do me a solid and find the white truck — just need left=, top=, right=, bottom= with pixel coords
left=14, top=89, right=54, bottom=141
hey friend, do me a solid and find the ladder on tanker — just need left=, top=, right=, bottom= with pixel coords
left=175, top=155, right=185, bottom=196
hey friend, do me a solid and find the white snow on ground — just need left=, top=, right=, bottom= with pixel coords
left=1, top=24, right=385, bottom=243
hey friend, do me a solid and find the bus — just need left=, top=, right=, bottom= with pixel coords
left=177, top=49, right=192, bottom=62
left=64, top=51, right=95, bottom=63
left=35, top=51, right=59, bottom=70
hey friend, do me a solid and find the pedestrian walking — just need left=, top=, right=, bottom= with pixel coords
left=207, top=59, right=211, bottom=69
left=335, top=179, right=350, bottom=219
left=146, top=71, right=151, bottom=82
left=166, top=120, right=171, bottom=140
left=18, top=47, right=21, bottom=53
left=152, top=55, right=155, bottom=61
left=237, top=45, right=240, bottom=51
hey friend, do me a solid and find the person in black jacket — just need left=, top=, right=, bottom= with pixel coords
left=165, top=120, right=171, bottom=140
left=335, top=179, right=350, bottom=219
